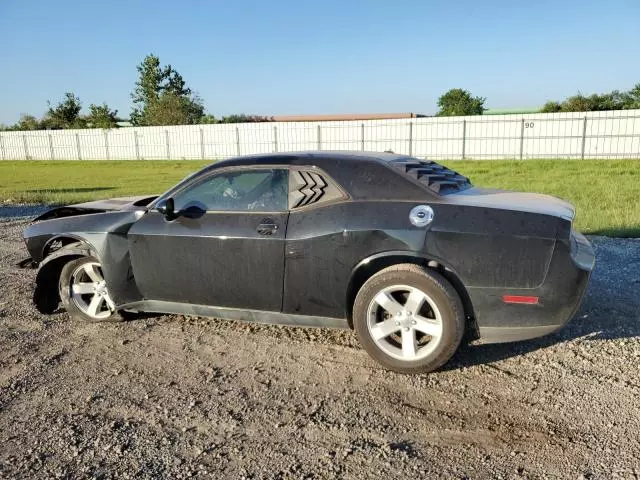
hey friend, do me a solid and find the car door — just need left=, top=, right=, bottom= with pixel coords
left=127, top=167, right=289, bottom=311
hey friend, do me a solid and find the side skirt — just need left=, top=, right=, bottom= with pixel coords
left=118, top=300, right=350, bottom=330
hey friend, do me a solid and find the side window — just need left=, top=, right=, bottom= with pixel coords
left=289, top=169, right=346, bottom=209
left=173, top=169, right=288, bottom=212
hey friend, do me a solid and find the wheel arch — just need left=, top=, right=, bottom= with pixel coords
left=345, top=251, right=478, bottom=339
left=33, top=240, right=99, bottom=314
left=41, top=234, right=86, bottom=259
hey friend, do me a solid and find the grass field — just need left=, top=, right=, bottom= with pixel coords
left=1, top=159, right=639, bottom=237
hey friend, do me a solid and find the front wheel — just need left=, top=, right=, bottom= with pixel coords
left=58, top=256, right=124, bottom=322
left=353, top=264, right=465, bottom=374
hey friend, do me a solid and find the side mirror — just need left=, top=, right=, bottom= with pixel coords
left=181, top=203, right=206, bottom=219
left=156, top=198, right=176, bottom=220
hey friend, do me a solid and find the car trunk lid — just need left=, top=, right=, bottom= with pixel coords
left=446, top=187, right=575, bottom=221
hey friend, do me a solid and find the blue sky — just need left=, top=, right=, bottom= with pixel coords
left=1, top=0, right=639, bottom=124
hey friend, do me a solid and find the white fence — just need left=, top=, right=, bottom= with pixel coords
left=1, top=109, right=639, bottom=161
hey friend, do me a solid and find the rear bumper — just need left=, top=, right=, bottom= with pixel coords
left=478, top=324, right=568, bottom=343
left=473, top=231, right=595, bottom=343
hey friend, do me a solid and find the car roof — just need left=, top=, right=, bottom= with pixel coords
left=193, top=151, right=472, bottom=198
left=210, top=151, right=412, bottom=169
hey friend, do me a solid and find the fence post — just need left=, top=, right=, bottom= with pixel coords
left=0, top=135, right=5, bottom=161
left=200, top=128, right=205, bottom=160
left=581, top=116, right=588, bottom=160
left=519, top=119, right=525, bottom=160
left=165, top=130, right=170, bottom=159
left=75, top=133, right=82, bottom=160
left=273, top=125, right=278, bottom=152
left=408, top=122, right=413, bottom=156
left=461, top=120, right=466, bottom=160
left=22, top=135, right=29, bottom=160
left=134, top=131, right=140, bottom=160
left=104, top=130, right=110, bottom=160
left=235, top=127, right=241, bottom=156
left=361, top=123, right=365, bottom=151
left=317, top=125, right=322, bottom=150
left=48, top=133, right=55, bottom=160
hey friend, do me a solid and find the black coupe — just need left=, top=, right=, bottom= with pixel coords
left=22, top=152, right=595, bottom=373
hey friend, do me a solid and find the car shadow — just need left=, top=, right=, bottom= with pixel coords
left=444, top=236, right=640, bottom=371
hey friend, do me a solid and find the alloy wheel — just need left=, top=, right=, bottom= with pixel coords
left=366, top=284, right=443, bottom=361
left=69, top=262, right=115, bottom=319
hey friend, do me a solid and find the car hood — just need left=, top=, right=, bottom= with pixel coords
left=33, top=195, right=158, bottom=222
left=447, top=187, right=575, bottom=221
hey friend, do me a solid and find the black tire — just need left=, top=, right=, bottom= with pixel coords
left=353, top=264, right=464, bottom=374
left=58, top=256, right=126, bottom=323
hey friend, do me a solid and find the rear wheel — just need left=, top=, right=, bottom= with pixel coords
left=353, top=264, right=464, bottom=374
left=58, top=256, right=124, bottom=322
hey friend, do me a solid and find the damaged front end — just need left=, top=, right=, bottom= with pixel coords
left=18, top=210, right=102, bottom=270
left=21, top=196, right=156, bottom=314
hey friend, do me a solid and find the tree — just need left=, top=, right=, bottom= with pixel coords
left=43, top=92, right=85, bottom=129
left=144, top=92, right=204, bottom=126
left=622, top=83, right=640, bottom=109
left=437, top=89, right=485, bottom=116
left=12, top=114, right=41, bottom=131
left=559, top=92, right=625, bottom=112
left=164, top=64, right=192, bottom=97
left=130, top=54, right=164, bottom=125
left=541, top=101, right=562, bottom=113
left=218, top=114, right=272, bottom=123
left=541, top=84, right=639, bottom=112
left=587, top=91, right=626, bottom=111
left=87, top=103, right=119, bottom=128
left=559, top=94, right=592, bottom=112
left=130, top=54, right=204, bottom=126
left=199, top=114, right=218, bottom=124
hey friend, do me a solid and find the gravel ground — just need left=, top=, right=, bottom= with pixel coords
left=1, top=208, right=639, bottom=479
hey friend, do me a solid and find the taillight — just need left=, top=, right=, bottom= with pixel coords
left=502, top=295, right=539, bottom=305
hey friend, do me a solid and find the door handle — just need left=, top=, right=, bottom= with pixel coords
left=257, top=223, right=279, bottom=235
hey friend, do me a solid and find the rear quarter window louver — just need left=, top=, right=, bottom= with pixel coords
left=389, top=160, right=472, bottom=195
left=291, top=171, right=327, bottom=208
left=289, top=170, right=346, bottom=209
